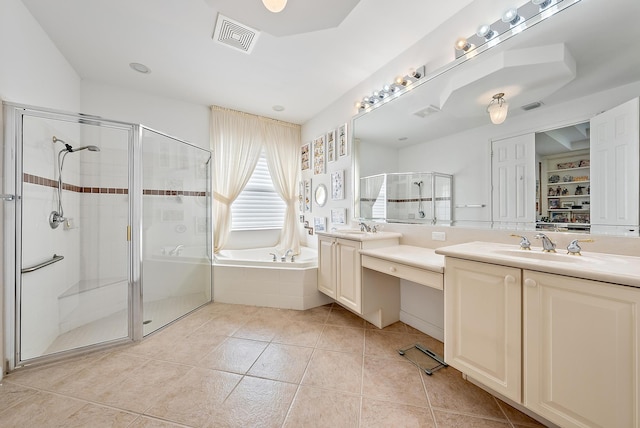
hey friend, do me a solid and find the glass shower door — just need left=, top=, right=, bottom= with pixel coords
left=140, top=127, right=212, bottom=336
left=16, top=111, right=132, bottom=363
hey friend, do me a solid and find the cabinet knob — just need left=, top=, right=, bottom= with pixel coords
left=524, top=278, right=537, bottom=287
left=504, top=275, right=516, bottom=285
left=389, top=266, right=397, bottom=272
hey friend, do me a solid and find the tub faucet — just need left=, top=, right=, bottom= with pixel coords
left=534, top=233, right=556, bottom=253
left=282, top=249, right=293, bottom=262
left=269, top=252, right=277, bottom=262
left=168, top=244, right=184, bottom=256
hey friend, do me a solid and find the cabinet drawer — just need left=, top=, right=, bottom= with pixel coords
left=361, top=255, right=443, bottom=290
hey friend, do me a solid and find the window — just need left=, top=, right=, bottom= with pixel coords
left=231, top=151, right=286, bottom=230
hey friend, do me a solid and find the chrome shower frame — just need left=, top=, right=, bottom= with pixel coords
left=3, top=102, right=212, bottom=371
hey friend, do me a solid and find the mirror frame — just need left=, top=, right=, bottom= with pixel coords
left=315, top=184, right=327, bottom=207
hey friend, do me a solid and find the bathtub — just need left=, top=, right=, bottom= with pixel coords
left=214, top=246, right=317, bottom=268
left=213, top=246, right=331, bottom=310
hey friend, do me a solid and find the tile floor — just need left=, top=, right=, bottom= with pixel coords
left=0, top=302, right=547, bottom=427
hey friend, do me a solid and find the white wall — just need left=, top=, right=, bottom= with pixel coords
left=80, top=81, right=210, bottom=150
left=0, top=0, right=81, bottom=110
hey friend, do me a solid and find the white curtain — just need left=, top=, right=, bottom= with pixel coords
left=211, top=107, right=263, bottom=253
left=262, top=120, right=301, bottom=255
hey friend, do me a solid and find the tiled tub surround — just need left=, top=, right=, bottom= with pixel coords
left=214, top=247, right=332, bottom=310
left=0, top=302, right=546, bottom=428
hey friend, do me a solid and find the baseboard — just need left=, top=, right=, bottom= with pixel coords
left=400, top=310, right=444, bottom=342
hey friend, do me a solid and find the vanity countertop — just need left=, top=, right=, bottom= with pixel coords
left=316, top=230, right=402, bottom=242
left=359, top=245, right=444, bottom=273
left=435, top=241, right=640, bottom=288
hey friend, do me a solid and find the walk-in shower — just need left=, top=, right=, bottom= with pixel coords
left=2, top=103, right=213, bottom=370
left=50, top=136, right=101, bottom=229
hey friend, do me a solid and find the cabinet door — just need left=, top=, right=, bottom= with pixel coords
left=335, top=238, right=362, bottom=313
left=317, top=236, right=336, bottom=298
left=444, top=258, right=522, bottom=402
left=590, top=97, right=639, bottom=235
left=524, top=271, right=640, bottom=428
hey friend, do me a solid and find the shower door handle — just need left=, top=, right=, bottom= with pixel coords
left=21, top=254, right=64, bottom=273
left=1, top=194, right=15, bottom=201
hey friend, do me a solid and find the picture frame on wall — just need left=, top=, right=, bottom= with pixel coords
left=313, top=135, right=325, bottom=174
left=338, top=123, right=348, bottom=157
left=331, top=169, right=344, bottom=200
left=314, top=216, right=326, bottom=232
left=304, top=179, right=312, bottom=212
left=301, top=143, right=310, bottom=171
left=326, top=129, right=336, bottom=163
left=330, top=208, right=347, bottom=225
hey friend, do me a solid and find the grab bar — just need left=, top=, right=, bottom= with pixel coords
left=21, top=254, right=64, bottom=273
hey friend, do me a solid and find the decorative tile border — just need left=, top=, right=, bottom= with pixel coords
left=24, top=173, right=206, bottom=197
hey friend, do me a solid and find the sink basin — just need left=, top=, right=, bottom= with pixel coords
left=336, top=229, right=368, bottom=236
left=492, top=249, right=587, bottom=263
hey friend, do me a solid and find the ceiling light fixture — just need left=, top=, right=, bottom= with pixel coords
left=262, top=0, right=287, bottom=13
left=487, top=93, right=509, bottom=124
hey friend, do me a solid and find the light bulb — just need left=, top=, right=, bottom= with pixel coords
left=502, top=8, right=520, bottom=26
left=476, top=24, right=495, bottom=39
left=455, top=37, right=471, bottom=51
left=532, top=0, right=552, bottom=8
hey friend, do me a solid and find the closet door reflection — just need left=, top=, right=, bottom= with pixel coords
left=18, top=114, right=131, bottom=362
left=141, top=128, right=212, bottom=336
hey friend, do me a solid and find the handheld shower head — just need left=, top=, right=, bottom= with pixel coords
left=72, top=145, right=101, bottom=152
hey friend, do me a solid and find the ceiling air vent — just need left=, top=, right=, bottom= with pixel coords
left=521, top=101, right=544, bottom=111
left=212, top=14, right=260, bottom=54
left=413, top=105, right=441, bottom=118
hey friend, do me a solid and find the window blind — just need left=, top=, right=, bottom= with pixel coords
left=231, top=151, right=286, bottom=230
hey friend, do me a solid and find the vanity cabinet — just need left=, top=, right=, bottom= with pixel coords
left=317, top=233, right=399, bottom=318
left=523, top=270, right=640, bottom=428
left=444, top=258, right=522, bottom=402
left=444, top=255, right=640, bottom=428
left=318, top=235, right=361, bottom=310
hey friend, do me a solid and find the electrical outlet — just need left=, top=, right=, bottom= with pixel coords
left=432, top=231, right=446, bottom=241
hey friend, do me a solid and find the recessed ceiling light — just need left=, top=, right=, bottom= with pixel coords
left=129, top=62, right=151, bottom=74
left=272, top=105, right=285, bottom=112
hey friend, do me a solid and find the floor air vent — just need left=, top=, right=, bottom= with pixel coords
left=212, top=14, right=260, bottom=54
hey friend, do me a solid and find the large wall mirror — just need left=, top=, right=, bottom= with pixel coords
left=353, top=0, right=640, bottom=236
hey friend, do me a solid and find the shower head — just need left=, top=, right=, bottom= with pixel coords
left=413, top=181, right=423, bottom=186
left=71, top=145, right=100, bottom=152
left=53, top=136, right=100, bottom=153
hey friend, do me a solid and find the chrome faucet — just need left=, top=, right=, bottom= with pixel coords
left=359, top=221, right=371, bottom=232
left=282, top=249, right=293, bottom=262
left=534, top=233, right=556, bottom=252
left=510, top=234, right=531, bottom=250
left=269, top=252, right=277, bottom=262
left=566, top=239, right=594, bottom=256
left=168, top=244, right=184, bottom=256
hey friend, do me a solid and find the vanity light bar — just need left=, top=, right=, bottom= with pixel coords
left=454, top=0, right=573, bottom=59
left=355, top=0, right=581, bottom=115
left=355, top=66, right=426, bottom=112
